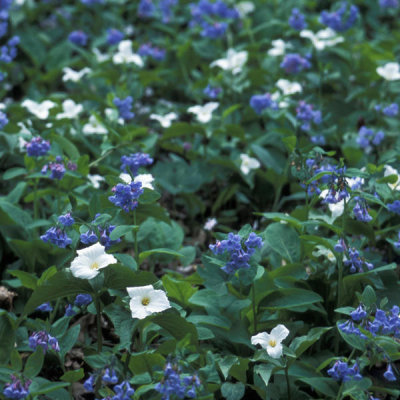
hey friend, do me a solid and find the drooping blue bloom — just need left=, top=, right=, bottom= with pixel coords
left=357, top=126, right=384, bottom=150
left=203, top=85, right=222, bottom=99
left=107, top=28, right=124, bottom=45
left=74, top=294, right=93, bottom=307
left=280, top=53, right=311, bottom=74
left=338, top=320, right=367, bottom=339
left=379, top=0, right=399, bottom=8
left=383, top=103, right=399, bottom=117
left=41, top=156, right=66, bottom=180
left=83, top=375, right=95, bottom=392
left=384, top=364, right=397, bottom=381
left=26, top=136, right=51, bottom=157
left=201, top=21, right=228, bottom=38
left=29, top=331, right=60, bottom=353
left=40, top=227, right=72, bottom=248
left=109, top=182, right=144, bottom=212
left=350, top=304, right=367, bottom=321
left=289, top=8, right=307, bottom=30
left=387, top=200, right=400, bottom=215
left=0, top=110, right=8, bottom=128
left=296, top=101, right=322, bottom=131
left=102, top=368, right=118, bottom=384
left=160, top=0, right=178, bottom=23
left=138, top=0, right=156, bottom=18
left=138, top=43, right=166, bottom=61
left=3, top=376, right=31, bottom=400
left=334, top=239, right=345, bottom=253
left=68, top=30, right=88, bottom=46
left=80, top=215, right=121, bottom=249
left=120, top=152, right=153, bottom=176
left=36, top=302, right=53, bottom=312
left=310, top=135, right=326, bottom=145
left=0, top=36, right=19, bottom=63
left=327, top=360, right=362, bottom=382
left=353, top=200, right=372, bottom=222
left=320, top=3, right=359, bottom=32
left=113, top=381, right=135, bottom=399
left=250, top=93, right=278, bottom=115
left=344, top=248, right=374, bottom=273
left=209, top=232, right=263, bottom=274
left=366, top=306, right=400, bottom=337
left=65, top=304, right=76, bottom=317
left=81, top=0, right=104, bottom=4
left=58, top=212, right=75, bottom=227
left=113, top=96, right=135, bottom=121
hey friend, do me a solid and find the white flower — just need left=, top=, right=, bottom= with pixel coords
left=105, top=108, right=124, bottom=125
left=347, top=176, right=364, bottom=190
left=236, top=1, right=255, bottom=17
left=127, top=285, right=171, bottom=319
left=62, top=67, right=92, bottom=82
left=113, top=40, right=144, bottom=67
left=313, top=245, right=336, bottom=263
left=204, top=218, right=217, bottom=231
left=276, top=79, right=302, bottom=95
left=377, top=62, right=400, bottom=81
left=240, top=154, right=260, bottom=175
left=134, top=174, right=155, bottom=190
left=320, top=189, right=345, bottom=219
left=251, top=324, right=289, bottom=358
left=88, top=174, right=105, bottom=189
left=210, top=49, right=248, bottom=75
left=119, top=173, right=132, bottom=184
left=70, top=243, right=117, bottom=280
left=188, top=102, right=219, bottom=123
left=56, top=99, right=83, bottom=119
left=93, top=48, right=110, bottom=63
left=22, top=99, right=56, bottom=119
left=150, top=112, right=178, bottom=128
left=271, top=91, right=289, bottom=108
left=268, top=39, right=287, bottom=56
left=82, top=115, right=108, bottom=135
left=384, top=165, right=400, bottom=190
left=300, top=28, right=344, bottom=51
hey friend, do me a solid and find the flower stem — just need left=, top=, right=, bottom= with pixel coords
left=95, top=297, right=102, bottom=353
left=49, top=298, right=61, bottom=324
left=133, top=210, right=139, bottom=266
left=284, top=363, right=291, bottom=400
left=252, top=283, right=257, bottom=333
left=33, top=178, right=39, bottom=221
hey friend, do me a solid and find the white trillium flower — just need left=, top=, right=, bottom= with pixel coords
left=300, top=28, right=344, bottom=51
left=135, top=174, right=155, bottom=190
left=204, top=218, right=217, bottom=231
left=22, top=99, right=56, bottom=119
left=70, top=242, right=117, bottom=280
left=276, top=79, right=302, bottom=95
left=236, top=1, right=255, bottom=17
left=384, top=165, right=400, bottom=190
left=82, top=115, right=108, bottom=135
left=87, top=174, right=105, bottom=189
left=127, top=285, right=171, bottom=319
left=150, top=112, right=178, bottom=128
left=320, top=189, right=345, bottom=219
left=105, top=108, right=124, bottom=125
left=188, top=102, right=219, bottom=123
left=313, top=245, right=336, bottom=263
left=268, top=39, right=287, bottom=56
left=62, top=67, right=92, bottom=82
left=240, top=154, right=260, bottom=175
left=56, top=99, right=83, bottom=119
left=210, top=49, right=248, bottom=75
left=93, top=48, right=110, bottom=63
left=271, top=91, right=289, bottom=108
left=251, top=324, right=289, bottom=358
left=377, top=62, right=400, bottom=81
left=113, top=40, right=144, bottom=67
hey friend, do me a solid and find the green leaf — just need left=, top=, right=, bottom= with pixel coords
left=297, top=377, right=338, bottom=398
left=264, top=223, right=301, bottom=263
left=29, top=378, right=69, bottom=396
left=290, top=327, right=331, bottom=357
left=162, top=275, right=197, bottom=306
left=103, top=265, right=157, bottom=290
left=257, top=212, right=302, bottom=230
left=9, top=270, right=37, bottom=290
left=114, top=254, right=137, bottom=271
left=139, top=248, right=183, bottom=263
left=259, top=288, right=323, bottom=310
left=254, top=364, right=274, bottom=388
left=24, top=348, right=44, bottom=378
left=60, top=369, right=84, bottom=383
left=51, top=135, right=80, bottom=160
left=3, top=167, right=26, bottom=180
left=59, top=324, right=80, bottom=359
left=138, top=189, right=161, bottom=204
left=361, top=285, right=376, bottom=307
left=128, top=352, right=165, bottom=375
left=221, top=382, right=245, bottom=400
left=10, top=349, right=22, bottom=371
left=0, top=312, right=15, bottom=364
left=109, top=225, right=138, bottom=241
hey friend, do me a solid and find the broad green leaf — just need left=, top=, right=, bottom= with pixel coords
left=162, top=275, right=197, bottom=306
left=259, top=288, right=323, bottom=310
left=254, top=364, right=274, bottom=388
left=24, top=348, right=44, bottom=378
left=221, top=382, right=245, bottom=400
left=290, top=327, right=331, bottom=357
left=103, top=265, right=157, bottom=290
left=139, top=248, right=183, bottom=263
left=0, top=312, right=15, bottom=364
left=297, top=377, right=338, bottom=398
left=60, top=369, right=84, bottom=383
left=9, top=270, right=37, bottom=290
left=109, top=225, right=138, bottom=241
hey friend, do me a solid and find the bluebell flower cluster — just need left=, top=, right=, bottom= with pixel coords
left=280, top=53, right=311, bottom=74
left=344, top=247, right=374, bottom=273
left=80, top=214, right=121, bottom=249
left=58, top=212, right=75, bottom=226
left=387, top=200, right=400, bottom=215
left=138, top=43, right=166, bottom=61
left=109, top=182, right=144, bottom=212
left=25, top=136, right=51, bottom=157
left=0, top=36, right=19, bottom=63
left=190, top=0, right=240, bottom=39
left=36, top=302, right=53, bottom=312
left=3, top=376, right=31, bottom=400
left=65, top=304, right=76, bottom=317
left=138, top=0, right=178, bottom=23
left=357, top=126, right=384, bottom=150
left=155, top=362, right=200, bottom=400
left=0, top=0, right=12, bottom=39
left=351, top=304, right=367, bottom=321
left=327, top=360, right=362, bottom=381
left=103, top=368, right=118, bottom=384
left=74, top=293, right=93, bottom=307
left=83, top=375, right=96, bottom=391
left=29, top=331, right=60, bottom=353
left=113, top=381, right=135, bottom=399
left=107, top=28, right=124, bottom=45
left=41, top=156, right=67, bottom=180
left=296, top=101, right=322, bottom=131
left=40, top=226, right=72, bottom=248
left=138, top=0, right=156, bottom=17
left=382, top=103, right=399, bottom=117
left=120, top=152, right=154, bottom=176
left=353, top=200, right=372, bottom=222
left=203, top=85, right=222, bottom=99
left=367, top=306, right=400, bottom=337
left=338, top=320, right=366, bottom=339
left=310, top=135, right=326, bottom=145
left=320, top=3, right=359, bottom=32
left=250, top=93, right=278, bottom=115
left=114, top=96, right=135, bottom=121
left=81, top=0, right=104, bottom=4
left=68, top=30, right=88, bottom=46
left=209, top=232, right=263, bottom=274
left=379, top=0, right=399, bottom=8
left=289, top=8, right=307, bottom=30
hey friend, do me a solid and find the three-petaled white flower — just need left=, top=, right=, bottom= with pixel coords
left=268, top=39, right=287, bottom=56
left=210, top=49, right=248, bottom=75
left=93, top=48, right=110, bottom=63
left=150, top=112, right=178, bottom=128
left=276, top=79, right=302, bottom=95
left=240, top=154, right=260, bottom=175
left=236, top=1, right=255, bottom=17
left=127, top=285, right=171, bottom=319
left=251, top=324, right=289, bottom=358
left=188, top=102, right=219, bottom=123
left=56, top=99, right=83, bottom=119
left=120, top=173, right=155, bottom=190
left=62, top=67, right=92, bottom=82
left=384, top=165, right=400, bottom=190
left=22, top=99, right=56, bottom=119
left=70, top=242, right=117, bottom=280
left=113, top=40, right=144, bottom=67
left=204, top=218, right=217, bottom=231
left=377, top=62, right=400, bottom=81
left=320, top=189, right=345, bottom=219
left=82, top=115, right=108, bottom=135
left=87, top=174, right=105, bottom=189
left=300, top=28, right=344, bottom=51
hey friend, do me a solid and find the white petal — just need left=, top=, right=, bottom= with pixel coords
left=270, top=324, right=289, bottom=343
left=127, top=285, right=153, bottom=299
left=251, top=332, right=270, bottom=348
left=267, top=343, right=283, bottom=358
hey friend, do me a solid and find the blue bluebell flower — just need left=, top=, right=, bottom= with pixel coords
left=320, top=3, right=359, bottom=32
left=280, top=53, right=311, bottom=74
left=26, top=136, right=51, bottom=157
left=80, top=217, right=121, bottom=249
left=40, top=227, right=72, bottom=248
left=113, top=381, right=135, bottom=399
left=387, top=200, right=400, bottom=215
left=65, top=304, right=76, bottom=317
left=120, top=152, right=153, bottom=176
left=83, top=375, right=96, bottom=392
left=379, top=0, right=399, bottom=8
left=383, top=103, right=399, bottom=117
left=109, top=182, right=144, bottom=212
left=107, top=28, right=124, bottom=45
left=3, top=376, right=31, bottom=400
left=113, top=96, right=134, bottom=121
left=344, top=248, right=374, bottom=273
left=353, top=200, right=372, bottom=222
left=29, top=331, right=60, bottom=353
left=103, top=368, right=118, bottom=384
left=0, top=36, right=19, bottom=63
left=138, top=43, right=166, bottom=61
left=203, top=85, right=222, bottom=99
left=36, top=302, right=53, bottom=312
left=296, top=101, right=322, bottom=131
left=41, top=156, right=66, bottom=180
left=58, top=212, right=75, bottom=227
left=289, top=8, right=307, bottom=30
left=0, top=110, right=8, bottom=128
left=68, top=30, right=88, bottom=46
left=350, top=304, right=367, bottom=321
left=384, top=364, right=397, bottom=381
left=250, top=93, right=278, bottom=114
left=74, top=294, right=93, bottom=307
left=327, top=360, right=362, bottom=382
left=357, top=126, right=384, bottom=149
left=138, top=0, right=156, bottom=18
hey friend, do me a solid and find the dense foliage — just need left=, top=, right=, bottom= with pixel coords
left=0, top=0, right=400, bottom=399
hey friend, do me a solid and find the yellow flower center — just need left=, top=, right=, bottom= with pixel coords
left=268, top=339, right=277, bottom=348
left=141, top=297, right=150, bottom=306
left=90, top=262, right=99, bottom=270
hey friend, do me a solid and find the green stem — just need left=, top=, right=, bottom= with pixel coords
left=251, top=283, right=257, bottom=333
left=33, top=179, right=39, bottom=221
left=49, top=298, right=61, bottom=324
left=133, top=210, right=139, bottom=266
left=284, top=363, right=291, bottom=400
left=56, top=181, right=61, bottom=215
left=95, top=297, right=103, bottom=353
left=272, top=157, right=291, bottom=211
